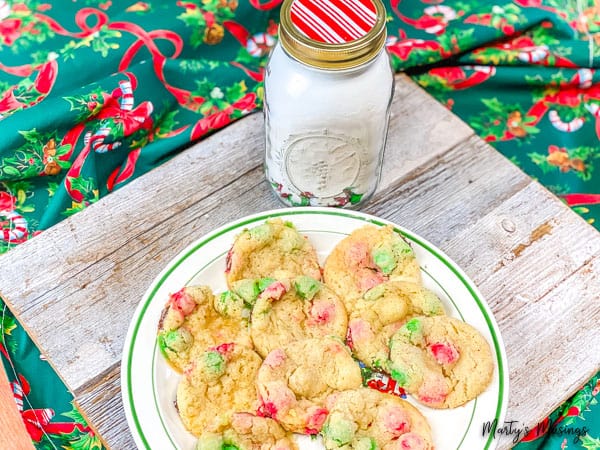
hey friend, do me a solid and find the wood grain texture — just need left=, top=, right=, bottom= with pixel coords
left=0, top=74, right=598, bottom=450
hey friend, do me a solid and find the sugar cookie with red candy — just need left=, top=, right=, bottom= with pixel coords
left=251, top=276, right=348, bottom=358
left=195, top=413, right=298, bottom=450
left=225, top=219, right=322, bottom=288
left=323, top=225, right=421, bottom=314
left=321, top=388, right=433, bottom=450
left=348, top=281, right=445, bottom=369
left=177, top=343, right=263, bottom=437
left=256, top=337, right=362, bottom=435
left=157, top=285, right=252, bottom=372
left=387, top=316, right=494, bottom=409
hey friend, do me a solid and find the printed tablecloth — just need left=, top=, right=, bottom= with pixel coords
left=0, top=1, right=598, bottom=448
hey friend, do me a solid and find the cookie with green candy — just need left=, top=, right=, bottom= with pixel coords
left=251, top=276, right=348, bottom=358
left=321, top=387, right=433, bottom=450
left=215, top=277, right=277, bottom=320
left=177, top=343, right=263, bottom=437
left=256, top=337, right=362, bottom=435
left=386, top=316, right=494, bottom=409
left=347, top=281, right=445, bottom=369
left=195, top=413, right=298, bottom=450
left=323, top=225, right=421, bottom=315
left=225, top=219, right=322, bottom=289
left=157, top=285, right=252, bottom=372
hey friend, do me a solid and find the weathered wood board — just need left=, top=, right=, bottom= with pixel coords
left=0, top=74, right=598, bottom=450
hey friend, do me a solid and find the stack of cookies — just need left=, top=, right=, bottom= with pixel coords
left=156, top=219, right=494, bottom=450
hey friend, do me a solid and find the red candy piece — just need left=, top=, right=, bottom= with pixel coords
left=305, top=407, right=328, bottom=435
left=170, top=288, right=196, bottom=316
left=210, top=342, right=235, bottom=355
left=383, top=407, right=411, bottom=436
left=428, top=342, right=459, bottom=365
left=398, top=432, right=427, bottom=449
left=257, top=401, right=278, bottom=418
left=262, top=281, right=288, bottom=301
left=308, top=301, right=334, bottom=325
left=224, top=246, right=234, bottom=273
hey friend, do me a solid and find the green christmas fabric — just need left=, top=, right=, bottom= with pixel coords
left=0, top=1, right=598, bottom=448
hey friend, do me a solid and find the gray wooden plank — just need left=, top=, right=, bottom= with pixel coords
left=0, top=74, right=596, bottom=450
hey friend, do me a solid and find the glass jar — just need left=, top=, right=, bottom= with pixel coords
left=264, top=0, right=394, bottom=208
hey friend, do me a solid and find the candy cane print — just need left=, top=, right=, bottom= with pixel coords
left=0, top=1, right=10, bottom=20
left=246, top=32, right=275, bottom=57
left=118, top=80, right=134, bottom=111
left=11, top=381, right=24, bottom=412
left=84, top=127, right=122, bottom=153
left=423, top=5, right=457, bottom=21
left=517, top=45, right=549, bottom=63
left=577, top=68, right=593, bottom=88
left=548, top=110, right=584, bottom=132
left=585, top=102, right=600, bottom=117
left=0, top=210, right=28, bottom=242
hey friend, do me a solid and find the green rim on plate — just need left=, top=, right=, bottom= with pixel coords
left=123, top=208, right=507, bottom=450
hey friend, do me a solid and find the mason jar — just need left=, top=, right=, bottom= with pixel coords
left=264, top=0, right=394, bottom=208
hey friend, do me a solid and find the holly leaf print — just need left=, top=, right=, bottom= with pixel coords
left=153, top=108, right=186, bottom=140
left=529, top=152, right=555, bottom=175
left=0, top=312, right=17, bottom=353
left=61, top=28, right=122, bottom=60
left=581, top=434, right=600, bottom=450
left=63, top=89, right=105, bottom=121
left=225, top=80, right=247, bottom=103
left=1, top=314, right=16, bottom=337
left=47, top=181, right=59, bottom=197
left=62, top=404, right=88, bottom=424
left=63, top=432, right=103, bottom=450
left=178, top=0, right=236, bottom=48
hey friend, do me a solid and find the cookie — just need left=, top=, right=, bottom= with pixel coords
left=196, top=413, right=298, bottom=450
left=157, top=286, right=252, bottom=372
left=322, top=388, right=433, bottom=450
left=348, top=281, right=445, bottom=369
left=251, top=276, right=348, bottom=358
left=215, top=277, right=277, bottom=320
left=177, top=343, right=263, bottom=436
left=386, top=316, right=494, bottom=409
left=225, top=219, right=322, bottom=287
left=323, top=225, right=421, bottom=313
left=256, top=337, right=362, bottom=435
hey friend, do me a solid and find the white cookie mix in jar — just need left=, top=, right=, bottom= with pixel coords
left=264, top=0, right=394, bottom=208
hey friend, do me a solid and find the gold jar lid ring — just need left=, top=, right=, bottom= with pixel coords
left=279, top=0, right=388, bottom=70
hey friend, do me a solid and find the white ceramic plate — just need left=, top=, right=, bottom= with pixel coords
left=121, top=207, right=509, bottom=450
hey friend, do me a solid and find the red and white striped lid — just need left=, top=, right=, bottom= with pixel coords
left=290, top=0, right=378, bottom=44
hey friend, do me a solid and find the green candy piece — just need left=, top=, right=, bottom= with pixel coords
left=405, top=318, right=421, bottom=333
left=363, top=283, right=386, bottom=301
left=232, top=279, right=260, bottom=305
left=215, top=290, right=246, bottom=318
left=390, top=367, right=409, bottom=386
left=196, top=434, right=224, bottom=450
left=257, top=277, right=276, bottom=292
left=323, top=416, right=356, bottom=446
left=158, top=329, right=193, bottom=356
left=372, top=246, right=396, bottom=275
left=248, top=223, right=271, bottom=241
left=355, top=437, right=378, bottom=450
left=293, top=275, right=320, bottom=300
left=222, top=445, right=239, bottom=450
left=203, top=350, right=226, bottom=375
left=403, top=317, right=424, bottom=344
